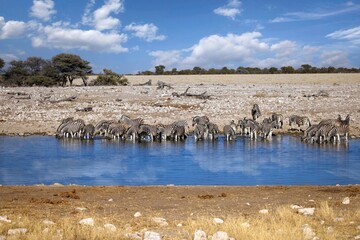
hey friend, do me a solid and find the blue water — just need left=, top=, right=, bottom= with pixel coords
left=0, top=135, right=359, bottom=186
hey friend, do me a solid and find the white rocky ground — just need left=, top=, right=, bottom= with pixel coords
left=0, top=74, right=359, bottom=137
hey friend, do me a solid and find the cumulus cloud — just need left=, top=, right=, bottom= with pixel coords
left=90, top=0, right=124, bottom=31
left=32, top=23, right=128, bottom=53
left=326, top=26, right=360, bottom=44
left=30, top=0, right=56, bottom=21
left=0, top=16, right=27, bottom=39
left=214, top=0, right=242, bottom=20
left=270, top=40, right=297, bottom=58
left=124, top=23, right=166, bottom=42
left=319, top=51, right=350, bottom=67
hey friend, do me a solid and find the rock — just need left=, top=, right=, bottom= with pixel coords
left=134, top=212, right=142, bottom=218
left=176, top=223, right=183, bottom=227
left=43, top=219, right=55, bottom=225
left=151, top=217, right=168, bottom=226
left=126, top=232, right=141, bottom=240
left=290, top=204, right=303, bottom=209
left=42, top=227, right=50, bottom=234
left=79, top=218, right=94, bottom=226
left=108, top=198, right=114, bottom=202
left=326, top=226, right=334, bottom=234
left=104, top=223, right=116, bottom=232
left=143, top=231, right=161, bottom=240
left=298, top=208, right=315, bottom=216
left=0, top=216, right=11, bottom=223
left=302, top=224, right=316, bottom=240
left=342, top=197, right=350, bottom=204
left=259, top=209, right=269, bottom=214
left=52, top=183, right=64, bottom=186
left=7, top=228, right=28, bottom=235
left=75, top=207, right=87, bottom=211
left=213, top=218, right=224, bottom=224
left=334, top=217, right=344, bottom=222
left=355, top=235, right=360, bottom=240
left=0, top=235, right=5, bottom=240
left=240, top=222, right=251, bottom=228
left=194, top=230, right=207, bottom=240
left=212, top=231, right=229, bottom=240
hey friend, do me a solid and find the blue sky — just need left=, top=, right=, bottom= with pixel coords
left=0, top=0, right=359, bottom=74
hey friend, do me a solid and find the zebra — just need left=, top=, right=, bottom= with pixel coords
left=60, top=119, right=85, bottom=138
left=192, top=115, right=210, bottom=127
left=157, top=123, right=174, bottom=141
left=138, top=124, right=158, bottom=141
left=314, top=123, right=334, bottom=143
left=107, top=123, right=127, bottom=139
left=171, top=125, right=187, bottom=141
left=120, top=115, right=144, bottom=128
left=301, top=124, right=319, bottom=142
left=251, top=104, right=261, bottom=121
left=94, top=120, right=115, bottom=136
left=329, top=114, right=350, bottom=142
left=237, top=118, right=247, bottom=135
left=271, top=113, right=284, bottom=129
left=81, top=124, right=95, bottom=139
left=260, top=120, right=278, bottom=139
left=56, top=117, right=74, bottom=137
left=289, top=115, right=311, bottom=131
left=244, top=118, right=260, bottom=139
left=194, top=124, right=208, bottom=141
left=223, top=120, right=237, bottom=141
left=207, top=122, right=219, bottom=140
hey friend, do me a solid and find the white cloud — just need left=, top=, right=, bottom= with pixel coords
left=270, top=4, right=360, bottom=23
left=0, top=53, right=19, bottom=63
left=30, top=0, right=56, bottom=21
left=124, top=23, right=166, bottom=42
left=0, top=16, right=27, bottom=39
left=214, top=0, right=242, bottom=20
left=326, top=26, right=360, bottom=44
left=270, top=40, right=297, bottom=58
left=32, top=23, right=128, bottom=53
left=92, top=0, right=124, bottom=31
left=149, top=50, right=183, bottom=67
left=320, top=51, right=350, bottom=67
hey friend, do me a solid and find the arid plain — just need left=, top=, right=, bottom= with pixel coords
left=0, top=74, right=360, bottom=239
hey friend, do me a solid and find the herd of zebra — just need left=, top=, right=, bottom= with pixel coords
left=55, top=104, right=350, bottom=144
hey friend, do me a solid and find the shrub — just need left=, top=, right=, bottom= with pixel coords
left=90, top=69, right=128, bottom=86
left=24, top=75, right=58, bottom=87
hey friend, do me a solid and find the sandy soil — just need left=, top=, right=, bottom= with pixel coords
left=0, top=73, right=360, bottom=137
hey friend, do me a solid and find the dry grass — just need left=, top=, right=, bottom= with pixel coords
left=1, top=201, right=359, bottom=239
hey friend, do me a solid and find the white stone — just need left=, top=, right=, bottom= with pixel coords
left=259, top=209, right=269, bottom=214
left=213, top=218, right=224, bottom=224
left=326, top=226, right=334, bottom=234
left=290, top=204, right=303, bottom=209
left=298, top=208, right=315, bottom=216
left=151, top=217, right=168, bottom=226
left=0, top=235, right=5, bottom=240
left=43, top=219, right=55, bottom=225
left=79, top=218, right=94, bottom=226
left=126, top=232, right=142, bottom=240
left=7, top=228, right=28, bottom=235
left=134, top=212, right=142, bottom=218
left=334, top=217, right=344, bottom=222
left=354, top=235, right=360, bottom=240
left=177, top=223, right=183, bottom=227
left=212, top=231, right=229, bottom=240
left=240, top=222, right=251, bottom=228
left=302, top=224, right=316, bottom=240
left=194, top=230, right=207, bottom=240
left=143, top=231, right=161, bottom=240
left=75, top=207, right=87, bottom=211
left=0, top=216, right=11, bottom=223
left=108, top=198, right=114, bottom=202
left=104, top=223, right=116, bottom=232
left=342, top=197, right=350, bottom=205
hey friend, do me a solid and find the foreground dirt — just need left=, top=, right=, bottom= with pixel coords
left=0, top=73, right=359, bottom=137
left=0, top=185, right=359, bottom=239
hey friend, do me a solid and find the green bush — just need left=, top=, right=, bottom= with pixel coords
left=24, top=75, right=58, bottom=87
left=90, top=69, right=128, bottom=86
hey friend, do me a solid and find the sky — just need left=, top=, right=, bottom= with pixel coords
left=0, top=0, right=359, bottom=74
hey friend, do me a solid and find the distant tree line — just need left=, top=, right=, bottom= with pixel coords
left=0, top=54, right=128, bottom=87
left=139, top=64, right=360, bottom=75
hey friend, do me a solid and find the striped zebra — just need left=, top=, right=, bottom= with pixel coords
left=301, top=124, right=319, bottom=142
left=251, top=104, right=261, bottom=121
left=314, top=123, right=334, bottom=143
left=260, top=120, right=278, bottom=139
left=289, top=115, right=311, bottom=131
left=81, top=124, right=95, bottom=139
left=171, top=125, right=187, bottom=141
left=244, top=118, right=260, bottom=139
left=223, top=120, right=237, bottom=141
left=271, top=113, right=284, bottom=129
left=107, top=123, right=127, bottom=139
left=120, top=115, right=144, bottom=128
left=237, top=118, right=247, bottom=135
left=60, top=119, right=85, bottom=138
left=194, top=124, right=207, bottom=141
left=207, top=122, right=219, bottom=140
left=138, top=124, right=158, bottom=141
left=157, top=123, right=174, bottom=141
left=329, top=114, right=350, bottom=142
left=192, top=115, right=210, bottom=127
left=94, top=120, right=115, bottom=136
left=56, top=117, right=74, bottom=137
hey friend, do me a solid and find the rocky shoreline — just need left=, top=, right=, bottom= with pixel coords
left=0, top=73, right=360, bottom=138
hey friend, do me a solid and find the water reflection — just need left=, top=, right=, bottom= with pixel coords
left=0, top=135, right=359, bottom=186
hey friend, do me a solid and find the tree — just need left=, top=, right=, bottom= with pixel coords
left=192, top=66, right=203, bottom=74
left=300, top=64, right=312, bottom=73
left=269, top=67, right=278, bottom=74
left=0, top=58, right=4, bottom=72
left=3, top=60, right=28, bottom=86
left=155, top=65, right=165, bottom=75
left=281, top=66, right=295, bottom=74
left=25, top=57, right=47, bottom=75
left=52, top=53, right=92, bottom=86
